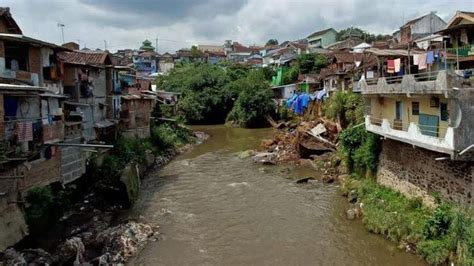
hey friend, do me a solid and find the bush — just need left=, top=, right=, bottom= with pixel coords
left=156, top=63, right=273, bottom=127
left=226, top=77, right=275, bottom=127
left=349, top=178, right=474, bottom=265
left=324, top=91, right=365, bottom=128
left=151, top=123, right=192, bottom=149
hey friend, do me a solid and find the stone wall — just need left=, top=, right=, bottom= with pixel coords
left=0, top=199, right=28, bottom=251
left=377, top=139, right=473, bottom=207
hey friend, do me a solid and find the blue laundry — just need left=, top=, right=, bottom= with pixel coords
left=426, top=51, right=434, bottom=64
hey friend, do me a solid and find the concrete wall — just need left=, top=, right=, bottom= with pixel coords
left=60, top=142, right=86, bottom=185
left=369, top=95, right=449, bottom=136
left=377, top=139, right=473, bottom=207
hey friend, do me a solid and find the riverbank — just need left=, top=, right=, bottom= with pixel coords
left=261, top=114, right=474, bottom=265
left=0, top=124, right=208, bottom=265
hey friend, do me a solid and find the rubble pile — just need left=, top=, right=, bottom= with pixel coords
left=261, top=117, right=340, bottom=164
left=1, top=220, right=156, bottom=265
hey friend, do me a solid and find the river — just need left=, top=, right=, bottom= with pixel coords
left=127, top=125, right=425, bottom=266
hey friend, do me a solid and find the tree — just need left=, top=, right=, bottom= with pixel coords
left=226, top=72, right=275, bottom=127
left=336, top=27, right=391, bottom=43
left=297, top=53, right=328, bottom=74
left=156, top=63, right=274, bottom=127
left=265, top=39, right=279, bottom=46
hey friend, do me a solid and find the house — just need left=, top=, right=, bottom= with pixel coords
left=120, top=88, right=155, bottom=139
left=358, top=13, right=473, bottom=204
left=224, top=41, right=260, bottom=63
left=285, top=41, right=308, bottom=55
left=206, top=51, right=226, bottom=64
left=175, top=48, right=207, bottom=63
left=398, top=12, right=447, bottom=46
left=326, top=37, right=363, bottom=51
left=320, top=52, right=363, bottom=95
left=158, top=52, right=175, bottom=74
left=197, top=44, right=223, bottom=53
left=0, top=8, right=67, bottom=93
left=0, top=7, right=73, bottom=250
left=0, top=7, right=21, bottom=34
left=436, top=10, right=474, bottom=69
left=132, top=45, right=158, bottom=78
left=307, top=28, right=338, bottom=50
left=58, top=49, right=115, bottom=141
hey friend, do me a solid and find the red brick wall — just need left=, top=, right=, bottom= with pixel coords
left=43, top=122, right=65, bottom=142
left=19, top=149, right=62, bottom=192
left=28, top=47, right=41, bottom=74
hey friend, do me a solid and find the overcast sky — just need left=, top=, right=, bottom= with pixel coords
left=3, top=0, right=472, bottom=53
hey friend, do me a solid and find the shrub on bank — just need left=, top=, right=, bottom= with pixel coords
left=338, top=125, right=381, bottom=175
left=345, top=179, right=474, bottom=265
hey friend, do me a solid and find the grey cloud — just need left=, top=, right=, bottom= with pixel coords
left=1, top=0, right=468, bottom=53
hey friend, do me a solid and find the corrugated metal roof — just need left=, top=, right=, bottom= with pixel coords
left=365, top=48, right=424, bottom=56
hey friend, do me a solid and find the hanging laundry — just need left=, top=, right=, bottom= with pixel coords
left=394, top=58, right=401, bottom=73
left=426, top=51, right=435, bottom=64
left=301, top=93, right=310, bottom=108
left=418, top=53, right=427, bottom=70
left=413, top=54, right=420, bottom=66
left=387, top=59, right=395, bottom=73
left=16, top=121, right=33, bottom=142
left=461, top=29, right=468, bottom=44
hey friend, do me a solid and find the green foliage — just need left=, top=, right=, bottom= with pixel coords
left=151, top=123, right=192, bottom=149
left=324, top=91, right=364, bottom=127
left=157, top=63, right=274, bottom=127
left=348, top=178, right=474, bottom=265
left=357, top=180, right=429, bottom=243
left=423, top=203, right=453, bottom=239
left=226, top=73, right=275, bottom=127
left=282, top=66, right=299, bottom=85
left=265, top=39, right=279, bottom=46
left=336, top=27, right=391, bottom=42
left=297, top=53, right=327, bottom=74
left=24, top=186, right=73, bottom=234
left=339, top=125, right=380, bottom=174
left=352, top=133, right=381, bottom=173
left=25, top=186, right=55, bottom=222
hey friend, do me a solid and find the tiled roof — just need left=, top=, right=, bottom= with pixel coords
left=58, top=50, right=111, bottom=67
left=331, top=52, right=364, bottom=63
left=307, top=28, right=336, bottom=39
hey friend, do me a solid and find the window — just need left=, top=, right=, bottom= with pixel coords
left=440, top=103, right=448, bottom=121
left=412, top=102, right=419, bottom=115
left=4, top=41, right=29, bottom=71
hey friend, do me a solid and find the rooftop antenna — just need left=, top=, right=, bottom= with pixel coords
left=57, top=23, right=65, bottom=44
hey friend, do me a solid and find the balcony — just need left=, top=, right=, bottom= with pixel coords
left=365, top=115, right=455, bottom=155
left=359, top=70, right=449, bottom=95
left=446, top=44, right=474, bottom=57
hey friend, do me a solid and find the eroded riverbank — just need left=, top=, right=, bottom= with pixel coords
left=126, top=125, right=425, bottom=265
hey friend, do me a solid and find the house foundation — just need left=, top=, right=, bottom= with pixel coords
left=377, top=139, right=473, bottom=207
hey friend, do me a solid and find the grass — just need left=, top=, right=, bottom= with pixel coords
left=344, top=178, right=474, bottom=265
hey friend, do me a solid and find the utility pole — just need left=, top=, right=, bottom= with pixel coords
left=57, top=23, right=65, bottom=44
left=104, top=40, right=107, bottom=51
left=155, top=38, right=158, bottom=53
left=77, top=39, right=80, bottom=49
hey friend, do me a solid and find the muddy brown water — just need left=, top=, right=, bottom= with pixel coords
left=127, top=125, right=425, bottom=266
